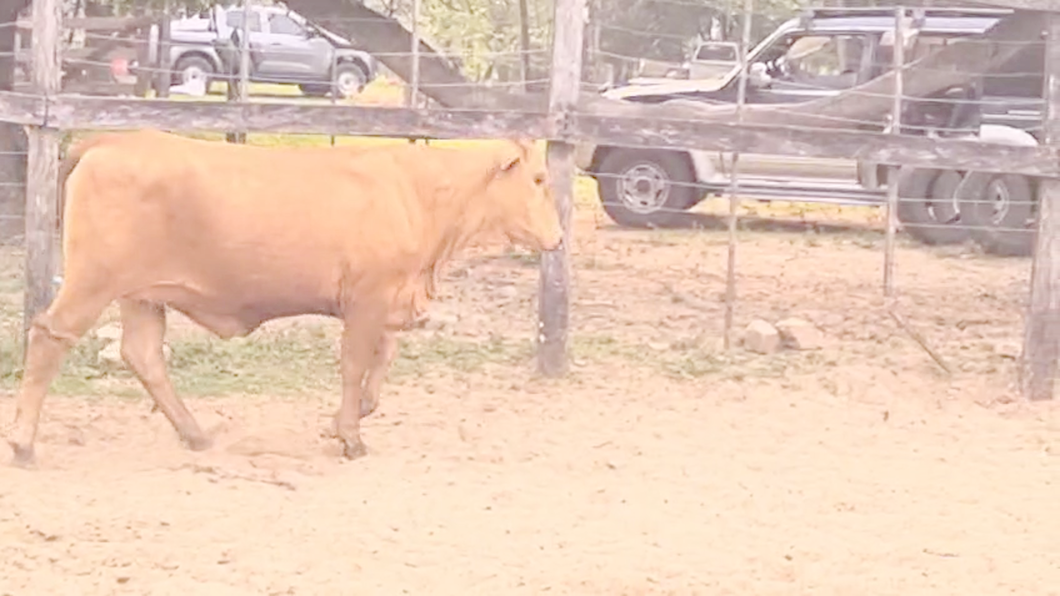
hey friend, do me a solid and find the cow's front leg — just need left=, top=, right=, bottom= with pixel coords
left=335, top=307, right=386, bottom=460
left=360, top=331, right=398, bottom=418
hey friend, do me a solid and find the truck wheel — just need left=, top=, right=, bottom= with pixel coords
left=172, top=55, right=215, bottom=90
left=333, top=63, right=368, bottom=99
left=956, top=172, right=1036, bottom=257
left=596, top=149, right=700, bottom=228
left=896, top=167, right=969, bottom=245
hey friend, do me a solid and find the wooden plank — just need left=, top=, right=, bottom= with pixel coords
left=571, top=114, right=1059, bottom=177
left=1022, top=13, right=1060, bottom=401
left=1, top=90, right=1055, bottom=175
left=34, top=95, right=552, bottom=140
left=23, top=0, right=62, bottom=343
left=0, top=89, right=45, bottom=125
left=17, top=15, right=154, bottom=31
left=537, top=0, right=586, bottom=378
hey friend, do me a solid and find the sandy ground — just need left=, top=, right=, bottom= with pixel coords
left=1, top=207, right=1058, bottom=595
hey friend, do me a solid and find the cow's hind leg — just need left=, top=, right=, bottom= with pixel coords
left=360, top=331, right=398, bottom=418
left=8, top=285, right=111, bottom=467
left=119, top=299, right=210, bottom=451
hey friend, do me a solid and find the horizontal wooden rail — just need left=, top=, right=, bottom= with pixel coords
left=0, top=90, right=1055, bottom=176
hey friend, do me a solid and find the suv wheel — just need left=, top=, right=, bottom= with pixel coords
left=172, top=55, right=215, bottom=90
left=596, top=149, right=700, bottom=228
left=956, top=172, right=1036, bottom=257
left=333, top=63, right=368, bottom=99
left=896, top=167, right=970, bottom=245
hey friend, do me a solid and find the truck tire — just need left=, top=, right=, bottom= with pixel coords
left=596, top=149, right=700, bottom=228
left=956, top=171, right=1036, bottom=257
left=896, top=167, right=969, bottom=245
left=172, top=55, right=216, bottom=90
left=332, top=63, right=368, bottom=99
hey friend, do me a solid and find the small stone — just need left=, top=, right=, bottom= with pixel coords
left=95, top=323, right=123, bottom=342
left=744, top=319, right=781, bottom=354
left=776, top=318, right=825, bottom=350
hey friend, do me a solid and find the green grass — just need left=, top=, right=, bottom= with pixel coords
left=0, top=315, right=833, bottom=398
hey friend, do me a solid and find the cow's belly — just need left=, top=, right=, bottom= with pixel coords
left=126, top=279, right=339, bottom=339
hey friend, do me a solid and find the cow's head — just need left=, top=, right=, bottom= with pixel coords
left=485, top=139, right=563, bottom=252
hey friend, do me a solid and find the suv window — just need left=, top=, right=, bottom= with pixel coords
left=226, top=10, right=262, bottom=32
left=269, top=14, right=305, bottom=36
left=695, top=44, right=737, bottom=62
left=769, top=34, right=869, bottom=90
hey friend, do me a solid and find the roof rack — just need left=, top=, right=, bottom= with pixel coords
left=800, top=5, right=1013, bottom=20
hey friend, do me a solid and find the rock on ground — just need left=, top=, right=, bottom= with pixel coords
left=744, top=319, right=781, bottom=354
left=776, top=318, right=825, bottom=351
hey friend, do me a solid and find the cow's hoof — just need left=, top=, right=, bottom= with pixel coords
left=8, top=442, right=35, bottom=469
left=359, top=397, right=379, bottom=418
left=184, top=434, right=213, bottom=452
left=341, top=439, right=368, bottom=460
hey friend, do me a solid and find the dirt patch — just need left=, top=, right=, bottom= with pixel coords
left=0, top=204, right=1057, bottom=594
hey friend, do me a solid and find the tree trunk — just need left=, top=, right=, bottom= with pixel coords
left=0, top=0, right=31, bottom=245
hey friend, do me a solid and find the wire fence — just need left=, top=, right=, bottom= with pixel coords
left=0, top=0, right=1051, bottom=402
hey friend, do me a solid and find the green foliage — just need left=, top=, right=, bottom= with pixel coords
left=598, top=0, right=802, bottom=65
left=364, top=0, right=555, bottom=83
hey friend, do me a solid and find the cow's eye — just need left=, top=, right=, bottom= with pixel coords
left=533, top=175, right=545, bottom=186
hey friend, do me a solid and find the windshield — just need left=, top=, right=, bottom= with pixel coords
left=695, top=44, right=737, bottom=62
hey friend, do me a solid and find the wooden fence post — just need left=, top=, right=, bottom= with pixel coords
left=1021, top=13, right=1060, bottom=401
left=405, top=0, right=421, bottom=109
left=22, top=0, right=62, bottom=346
left=226, top=0, right=250, bottom=144
left=154, top=3, right=172, bottom=99
left=883, top=6, right=906, bottom=300
left=537, top=0, right=586, bottom=377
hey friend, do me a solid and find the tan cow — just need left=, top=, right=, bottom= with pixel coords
left=6, top=130, right=563, bottom=466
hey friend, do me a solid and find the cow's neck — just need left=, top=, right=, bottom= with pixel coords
left=418, top=148, right=501, bottom=289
